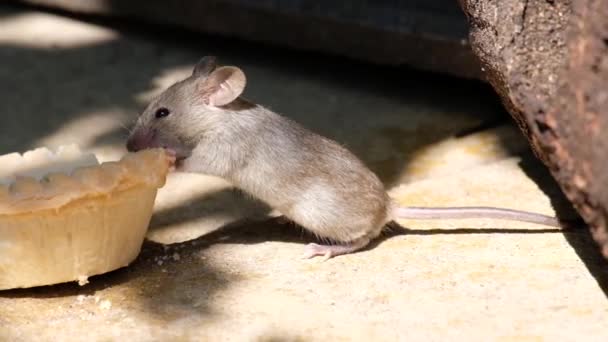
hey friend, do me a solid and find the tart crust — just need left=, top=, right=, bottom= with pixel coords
left=0, top=146, right=171, bottom=290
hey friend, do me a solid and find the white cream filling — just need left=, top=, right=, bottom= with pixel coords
left=0, top=145, right=99, bottom=186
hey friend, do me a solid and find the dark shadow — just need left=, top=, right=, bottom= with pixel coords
left=453, top=115, right=511, bottom=137
left=158, top=214, right=570, bottom=253
left=164, top=216, right=318, bottom=249
left=0, top=240, right=173, bottom=299
left=0, top=265, right=133, bottom=299
left=0, top=238, right=235, bottom=321
left=517, top=153, right=581, bottom=221
left=562, top=230, right=608, bottom=296
left=489, top=118, right=608, bottom=298
left=363, top=222, right=570, bottom=252
left=393, top=226, right=564, bottom=235
left=149, top=188, right=273, bottom=232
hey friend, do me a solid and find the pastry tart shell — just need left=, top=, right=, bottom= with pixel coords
left=0, top=147, right=171, bottom=290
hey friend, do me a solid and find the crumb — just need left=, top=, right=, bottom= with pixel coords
left=172, top=252, right=180, bottom=261
left=157, top=260, right=163, bottom=266
left=77, top=275, right=89, bottom=286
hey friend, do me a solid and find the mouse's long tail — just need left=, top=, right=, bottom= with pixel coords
left=392, top=206, right=561, bottom=227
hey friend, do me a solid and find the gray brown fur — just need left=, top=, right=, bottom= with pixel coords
left=127, top=56, right=564, bottom=259
left=127, top=57, right=390, bottom=250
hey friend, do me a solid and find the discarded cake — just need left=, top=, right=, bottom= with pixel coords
left=0, top=145, right=171, bottom=290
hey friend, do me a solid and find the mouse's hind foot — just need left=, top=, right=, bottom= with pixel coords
left=302, top=238, right=370, bottom=260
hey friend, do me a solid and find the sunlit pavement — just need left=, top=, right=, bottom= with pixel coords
left=1, top=5, right=607, bottom=341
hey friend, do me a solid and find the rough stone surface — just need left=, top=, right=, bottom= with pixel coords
left=1, top=5, right=607, bottom=341
left=551, top=0, right=608, bottom=258
left=458, top=0, right=570, bottom=163
left=14, top=0, right=482, bottom=79
left=459, top=0, right=608, bottom=258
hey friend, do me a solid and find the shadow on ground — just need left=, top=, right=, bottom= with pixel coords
left=1, top=3, right=606, bottom=334
left=511, top=144, right=608, bottom=298
left=0, top=238, right=234, bottom=322
left=461, top=115, right=608, bottom=298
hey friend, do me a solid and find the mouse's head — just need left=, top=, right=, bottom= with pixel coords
left=126, top=56, right=246, bottom=163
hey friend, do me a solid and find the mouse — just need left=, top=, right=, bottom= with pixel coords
left=127, top=56, right=574, bottom=260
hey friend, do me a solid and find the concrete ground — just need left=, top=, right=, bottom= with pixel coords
left=1, top=4, right=607, bottom=341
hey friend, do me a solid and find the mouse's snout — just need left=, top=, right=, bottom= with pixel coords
left=126, top=129, right=155, bottom=152
left=125, top=138, right=140, bottom=153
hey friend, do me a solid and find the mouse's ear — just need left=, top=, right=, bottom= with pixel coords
left=192, top=56, right=217, bottom=77
left=200, top=66, right=246, bottom=107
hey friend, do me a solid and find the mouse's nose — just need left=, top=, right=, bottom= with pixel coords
left=127, top=129, right=156, bottom=152
left=126, top=131, right=147, bottom=152
left=126, top=137, right=140, bottom=152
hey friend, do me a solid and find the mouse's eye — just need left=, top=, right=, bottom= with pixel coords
left=155, top=107, right=170, bottom=119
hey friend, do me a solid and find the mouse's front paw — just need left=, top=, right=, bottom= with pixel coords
left=163, top=149, right=177, bottom=171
